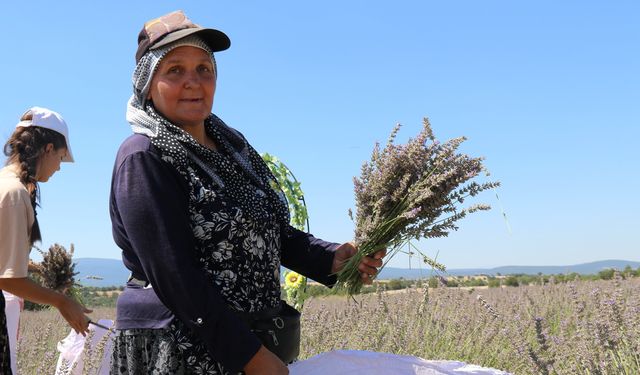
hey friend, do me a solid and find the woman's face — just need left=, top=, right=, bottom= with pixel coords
left=36, top=144, right=67, bottom=182
left=148, top=46, right=216, bottom=129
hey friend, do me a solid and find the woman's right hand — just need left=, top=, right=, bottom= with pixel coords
left=56, top=295, right=92, bottom=336
left=244, top=345, right=289, bottom=375
left=0, top=277, right=92, bottom=335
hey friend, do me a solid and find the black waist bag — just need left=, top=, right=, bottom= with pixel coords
left=237, top=300, right=301, bottom=364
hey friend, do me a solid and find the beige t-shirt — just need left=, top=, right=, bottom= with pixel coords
left=0, top=164, right=34, bottom=278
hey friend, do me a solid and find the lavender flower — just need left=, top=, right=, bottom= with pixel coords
left=336, top=118, right=499, bottom=294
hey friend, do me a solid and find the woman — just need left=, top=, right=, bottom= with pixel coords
left=110, top=11, right=385, bottom=375
left=0, top=106, right=92, bottom=373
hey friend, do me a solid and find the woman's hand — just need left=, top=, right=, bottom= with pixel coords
left=244, top=345, right=289, bottom=375
left=0, top=277, right=92, bottom=335
left=331, top=242, right=387, bottom=284
left=56, top=295, right=92, bottom=336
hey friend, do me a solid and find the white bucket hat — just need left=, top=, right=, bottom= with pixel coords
left=15, top=106, right=74, bottom=162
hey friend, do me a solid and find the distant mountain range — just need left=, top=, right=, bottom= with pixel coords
left=73, top=258, right=640, bottom=287
left=377, top=259, right=640, bottom=280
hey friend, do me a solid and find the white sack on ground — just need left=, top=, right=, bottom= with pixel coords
left=288, top=350, right=513, bottom=375
left=54, top=319, right=114, bottom=375
left=3, top=291, right=21, bottom=375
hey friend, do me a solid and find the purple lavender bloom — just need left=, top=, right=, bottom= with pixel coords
left=404, top=207, right=422, bottom=220
left=438, top=276, right=448, bottom=286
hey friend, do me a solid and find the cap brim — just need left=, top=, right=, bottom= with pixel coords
left=151, top=27, right=231, bottom=52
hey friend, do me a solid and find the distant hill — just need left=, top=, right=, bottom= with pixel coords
left=74, top=258, right=640, bottom=287
left=378, top=259, right=640, bottom=279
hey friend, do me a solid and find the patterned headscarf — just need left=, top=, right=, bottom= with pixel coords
left=129, top=34, right=215, bottom=128
left=126, top=36, right=290, bottom=227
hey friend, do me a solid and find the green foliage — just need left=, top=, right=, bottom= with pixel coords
left=262, top=153, right=340, bottom=301
left=24, top=286, right=121, bottom=310
left=289, top=270, right=640, bottom=297
left=503, top=276, right=519, bottom=287
left=598, top=268, right=615, bottom=280
left=463, top=278, right=488, bottom=287
left=77, top=286, right=120, bottom=307
left=23, top=300, right=47, bottom=311
left=261, top=152, right=309, bottom=231
left=428, top=276, right=439, bottom=288
left=553, top=273, right=575, bottom=284
left=284, top=271, right=309, bottom=310
left=386, top=278, right=414, bottom=290
left=446, top=278, right=459, bottom=287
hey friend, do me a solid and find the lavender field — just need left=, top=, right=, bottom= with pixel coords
left=16, top=277, right=640, bottom=374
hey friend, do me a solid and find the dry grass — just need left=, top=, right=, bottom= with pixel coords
left=14, top=277, right=640, bottom=374
left=301, top=278, right=640, bottom=374
left=16, top=307, right=115, bottom=374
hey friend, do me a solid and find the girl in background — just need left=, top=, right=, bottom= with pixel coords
left=0, top=107, right=91, bottom=374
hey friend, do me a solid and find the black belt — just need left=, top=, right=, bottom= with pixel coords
left=127, top=275, right=285, bottom=330
left=127, top=274, right=282, bottom=323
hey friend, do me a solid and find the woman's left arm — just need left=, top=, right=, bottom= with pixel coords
left=280, top=226, right=339, bottom=286
left=280, top=226, right=385, bottom=286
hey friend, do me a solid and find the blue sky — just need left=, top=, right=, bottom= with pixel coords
left=1, top=1, right=638, bottom=269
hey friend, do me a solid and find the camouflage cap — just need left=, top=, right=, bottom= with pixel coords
left=135, top=10, right=230, bottom=62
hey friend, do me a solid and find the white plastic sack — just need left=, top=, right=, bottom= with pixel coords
left=54, top=319, right=114, bottom=375
left=3, top=291, right=21, bottom=375
left=288, top=350, right=512, bottom=375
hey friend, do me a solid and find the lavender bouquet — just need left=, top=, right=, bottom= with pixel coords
left=336, top=118, right=499, bottom=294
left=31, top=243, right=78, bottom=296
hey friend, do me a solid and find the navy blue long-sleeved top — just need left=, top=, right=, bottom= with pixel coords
left=110, top=134, right=338, bottom=372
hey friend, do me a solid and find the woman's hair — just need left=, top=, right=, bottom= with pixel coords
left=4, top=111, right=67, bottom=245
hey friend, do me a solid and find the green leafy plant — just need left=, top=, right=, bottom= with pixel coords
left=262, top=152, right=310, bottom=310
left=262, top=152, right=309, bottom=232
left=283, top=270, right=308, bottom=310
